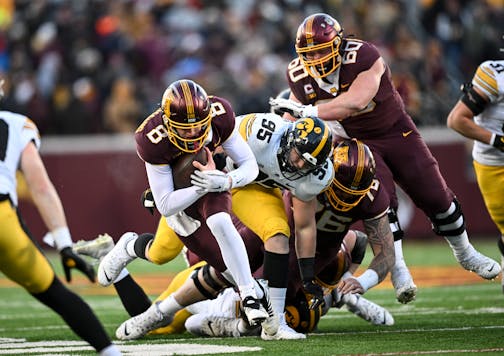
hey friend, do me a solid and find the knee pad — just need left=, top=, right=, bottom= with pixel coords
left=387, top=208, right=404, bottom=241
left=430, top=198, right=466, bottom=237
left=191, top=264, right=226, bottom=300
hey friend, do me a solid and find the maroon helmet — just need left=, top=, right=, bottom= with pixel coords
left=325, top=139, right=376, bottom=211
left=295, top=13, right=344, bottom=78
left=161, top=79, right=212, bottom=153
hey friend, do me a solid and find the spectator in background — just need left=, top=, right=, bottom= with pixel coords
left=103, top=77, right=142, bottom=133
left=0, top=1, right=501, bottom=134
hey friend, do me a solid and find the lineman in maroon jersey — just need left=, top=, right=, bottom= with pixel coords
left=270, top=13, right=501, bottom=304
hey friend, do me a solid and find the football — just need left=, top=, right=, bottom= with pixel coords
left=172, top=149, right=208, bottom=189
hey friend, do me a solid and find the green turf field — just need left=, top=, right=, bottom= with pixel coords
left=1, top=240, right=503, bottom=355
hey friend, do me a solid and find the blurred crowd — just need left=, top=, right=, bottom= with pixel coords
left=0, top=0, right=501, bottom=135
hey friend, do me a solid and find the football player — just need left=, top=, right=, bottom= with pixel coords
left=270, top=13, right=501, bottom=303
left=447, top=59, right=504, bottom=292
left=98, top=79, right=271, bottom=338
left=0, top=101, right=121, bottom=355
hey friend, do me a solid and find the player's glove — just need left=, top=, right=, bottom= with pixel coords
left=60, top=247, right=96, bottom=283
left=268, top=97, right=318, bottom=118
left=141, top=188, right=156, bottom=215
left=191, top=169, right=232, bottom=193
left=491, top=133, right=504, bottom=152
left=302, top=280, right=325, bottom=310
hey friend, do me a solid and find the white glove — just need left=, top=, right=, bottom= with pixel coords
left=190, top=169, right=232, bottom=193
left=269, top=97, right=318, bottom=118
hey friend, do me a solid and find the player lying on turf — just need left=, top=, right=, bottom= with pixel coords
left=72, top=228, right=393, bottom=338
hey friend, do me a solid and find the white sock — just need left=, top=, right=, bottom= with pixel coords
left=158, top=294, right=183, bottom=315
left=99, top=344, right=122, bottom=356
left=269, top=287, right=286, bottom=316
left=125, top=239, right=137, bottom=258
left=113, top=267, right=130, bottom=283
left=206, top=212, right=255, bottom=290
left=444, top=231, right=471, bottom=257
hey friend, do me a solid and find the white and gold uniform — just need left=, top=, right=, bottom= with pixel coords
left=471, top=60, right=504, bottom=234
left=0, top=111, right=54, bottom=293
left=229, top=113, right=334, bottom=242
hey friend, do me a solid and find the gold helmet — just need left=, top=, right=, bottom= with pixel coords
left=325, top=139, right=376, bottom=212
left=161, top=79, right=212, bottom=153
left=295, top=13, right=344, bottom=79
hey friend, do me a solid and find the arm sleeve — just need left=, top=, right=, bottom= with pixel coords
left=145, top=162, right=205, bottom=217
left=221, top=131, right=259, bottom=188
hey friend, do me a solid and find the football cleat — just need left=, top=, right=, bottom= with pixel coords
left=391, top=265, right=417, bottom=304
left=73, top=234, right=114, bottom=260
left=343, top=293, right=394, bottom=326
left=97, top=232, right=137, bottom=286
left=261, top=314, right=306, bottom=340
left=116, top=301, right=172, bottom=340
left=186, top=314, right=241, bottom=337
left=256, top=279, right=279, bottom=336
left=242, top=296, right=268, bottom=327
left=456, top=246, right=501, bottom=280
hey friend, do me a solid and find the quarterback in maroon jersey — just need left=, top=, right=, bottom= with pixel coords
left=98, top=79, right=275, bottom=340
left=270, top=13, right=500, bottom=304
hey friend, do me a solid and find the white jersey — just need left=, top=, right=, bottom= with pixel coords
left=471, top=60, right=504, bottom=166
left=229, top=113, right=334, bottom=201
left=0, top=111, right=40, bottom=207
left=186, top=287, right=240, bottom=317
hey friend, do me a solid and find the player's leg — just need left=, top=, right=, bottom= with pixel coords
left=233, top=185, right=300, bottom=339
left=0, top=200, right=120, bottom=355
left=473, top=161, right=504, bottom=291
left=201, top=192, right=267, bottom=326
left=375, top=129, right=500, bottom=279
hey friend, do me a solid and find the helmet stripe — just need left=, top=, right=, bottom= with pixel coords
left=310, top=122, right=329, bottom=160
left=306, top=16, right=315, bottom=46
left=352, top=141, right=364, bottom=187
left=180, top=80, right=195, bottom=120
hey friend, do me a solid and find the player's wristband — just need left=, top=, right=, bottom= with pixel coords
left=298, top=257, right=315, bottom=282
left=302, top=104, right=319, bottom=118
left=52, top=226, right=72, bottom=251
left=355, top=269, right=379, bottom=292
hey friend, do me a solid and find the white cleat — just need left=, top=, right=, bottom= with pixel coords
left=256, top=279, right=279, bottom=336
left=97, top=232, right=137, bottom=286
left=391, top=265, right=417, bottom=304
left=242, top=296, right=268, bottom=327
left=456, top=246, right=501, bottom=280
left=116, top=302, right=171, bottom=340
left=73, top=234, right=114, bottom=260
left=186, top=314, right=242, bottom=337
left=343, top=293, right=394, bottom=326
left=261, top=314, right=306, bottom=340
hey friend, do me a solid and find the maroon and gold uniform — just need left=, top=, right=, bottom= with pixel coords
left=286, top=40, right=453, bottom=215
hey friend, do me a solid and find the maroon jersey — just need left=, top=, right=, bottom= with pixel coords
left=135, top=96, right=235, bottom=165
left=287, top=39, right=410, bottom=139
left=287, top=38, right=453, bottom=215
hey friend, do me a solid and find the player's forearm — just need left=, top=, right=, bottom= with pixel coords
left=365, top=217, right=395, bottom=282
left=447, top=103, right=492, bottom=144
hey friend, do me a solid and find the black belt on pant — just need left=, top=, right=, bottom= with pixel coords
left=0, top=194, right=11, bottom=202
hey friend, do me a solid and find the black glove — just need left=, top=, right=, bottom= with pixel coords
left=298, top=257, right=324, bottom=310
left=302, top=280, right=325, bottom=310
left=141, top=188, right=156, bottom=215
left=60, top=247, right=96, bottom=283
left=491, top=134, right=504, bottom=152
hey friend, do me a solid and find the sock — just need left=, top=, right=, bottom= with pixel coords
left=269, top=287, right=287, bottom=316
left=444, top=231, right=471, bottom=257
left=158, top=294, right=183, bottom=315
left=99, top=344, right=122, bottom=356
